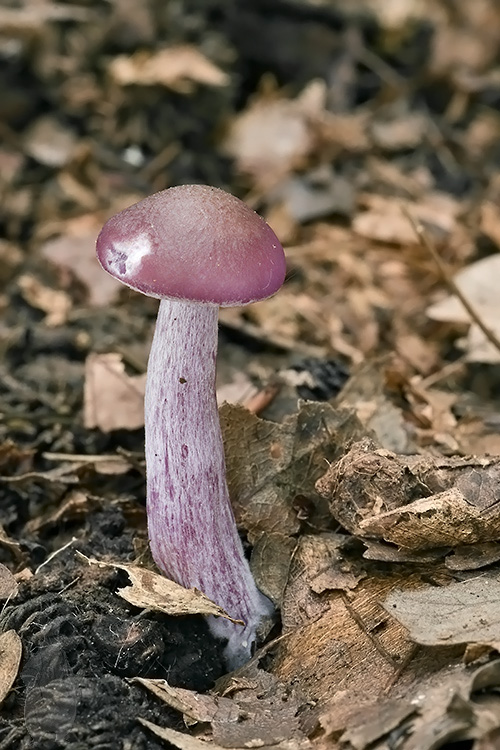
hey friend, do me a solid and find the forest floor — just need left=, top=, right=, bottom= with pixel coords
left=3, top=1, right=500, bottom=748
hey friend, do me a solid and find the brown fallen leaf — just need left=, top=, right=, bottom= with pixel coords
left=0, top=630, right=22, bottom=705
left=336, top=356, right=413, bottom=453
left=17, top=274, right=72, bottom=326
left=223, top=81, right=325, bottom=190
left=83, top=353, right=146, bottom=432
left=109, top=46, right=229, bottom=93
left=24, top=115, right=77, bottom=168
left=426, top=254, right=500, bottom=363
left=138, top=721, right=218, bottom=750
left=384, top=574, right=500, bottom=649
left=0, top=524, right=25, bottom=563
left=353, top=193, right=460, bottom=246
left=0, top=564, right=18, bottom=600
left=280, top=534, right=365, bottom=632
left=26, top=490, right=96, bottom=533
left=359, top=488, right=500, bottom=549
left=317, top=439, right=500, bottom=550
left=80, top=556, right=241, bottom=623
left=339, top=699, right=416, bottom=750
left=136, top=667, right=308, bottom=748
left=445, top=543, right=500, bottom=571
left=480, top=202, right=500, bottom=249
left=40, top=214, right=122, bottom=307
left=221, top=402, right=365, bottom=545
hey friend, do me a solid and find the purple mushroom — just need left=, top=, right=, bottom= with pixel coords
left=96, top=185, right=286, bottom=668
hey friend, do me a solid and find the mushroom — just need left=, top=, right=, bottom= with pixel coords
left=96, top=184, right=286, bottom=668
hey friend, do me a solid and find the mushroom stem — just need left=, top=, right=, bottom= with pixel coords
left=145, top=298, right=272, bottom=668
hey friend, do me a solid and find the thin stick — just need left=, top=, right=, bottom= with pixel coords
left=402, top=205, right=500, bottom=357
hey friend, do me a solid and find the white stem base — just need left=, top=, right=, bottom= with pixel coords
left=145, top=299, right=272, bottom=668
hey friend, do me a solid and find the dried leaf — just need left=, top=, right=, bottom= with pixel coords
left=83, top=353, right=146, bottom=432
left=134, top=678, right=234, bottom=723
left=224, top=81, right=324, bottom=190
left=18, top=274, right=72, bottom=326
left=24, top=115, right=76, bottom=167
left=40, top=215, right=122, bottom=307
left=426, top=254, right=500, bottom=363
left=137, top=668, right=308, bottom=748
left=138, top=720, right=218, bottom=750
left=445, top=543, right=500, bottom=571
left=221, top=402, right=365, bottom=543
left=0, top=630, right=22, bottom=705
left=109, top=46, right=229, bottom=92
left=81, top=556, right=241, bottom=622
left=384, top=575, right=500, bottom=648
left=340, top=700, right=416, bottom=750
left=26, top=490, right=95, bottom=533
left=317, top=440, right=500, bottom=550
left=354, top=194, right=459, bottom=246
left=0, top=564, right=18, bottom=600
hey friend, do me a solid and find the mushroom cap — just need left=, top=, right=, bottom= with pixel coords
left=96, top=185, right=286, bottom=306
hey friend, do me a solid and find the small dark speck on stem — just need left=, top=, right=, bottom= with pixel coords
left=179, top=377, right=187, bottom=384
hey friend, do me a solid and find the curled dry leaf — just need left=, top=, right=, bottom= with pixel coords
left=0, top=524, right=24, bottom=563
left=84, top=353, right=146, bottom=432
left=26, top=490, right=95, bottom=533
left=81, top=556, right=241, bottom=623
left=316, top=438, right=500, bottom=550
left=0, top=630, right=22, bottom=705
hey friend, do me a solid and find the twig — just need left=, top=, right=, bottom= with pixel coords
left=402, top=205, right=500, bottom=357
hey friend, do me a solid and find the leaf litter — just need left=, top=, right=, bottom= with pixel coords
left=5, top=0, right=500, bottom=748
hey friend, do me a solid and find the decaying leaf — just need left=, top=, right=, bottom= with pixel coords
left=427, top=253, right=500, bottom=363
left=26, top=490, right=96, bottom=533
left=223, top=81, right=325, bottom=190
left=221, top=402, right=365, bottom=543
left=0, top=524, right=24, bottom=563
left=280, top=534, right=365, bottom=632
left=81, top=556, right=241, bottom=623
left=138, top=720, right=218, bottom=750
left=109, top=46, right=229, bottom=92
left=0, top=564, right=18, bottom=600
left=339, top=699, right=416, bottom=750
left=40, top=214, right=122, bottom=307
left=353, top=193, right=460, bottom=246
left=0, top=630, right=22, bottom=705
left=316, top=438, right=500, bottom=550
left=24, top=115, right=76, bottom=167
left=445, top=543, right=500, bottom=571
left=384, top=574, right=500, bottom=648
left=273, top=568, right=417, bottom=708
left=336, top=356, right=413, bottom=452
left=17, top=274, right=72, bottom=326
left=136, top=667, right=308, bottom=748
left=83, top=353, right=146, bottom=432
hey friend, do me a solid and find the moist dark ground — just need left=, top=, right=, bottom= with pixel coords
left=2, top=1, right=500, bottom=748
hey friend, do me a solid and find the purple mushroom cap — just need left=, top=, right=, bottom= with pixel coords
left=96, top=184, right=286, bottom=306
